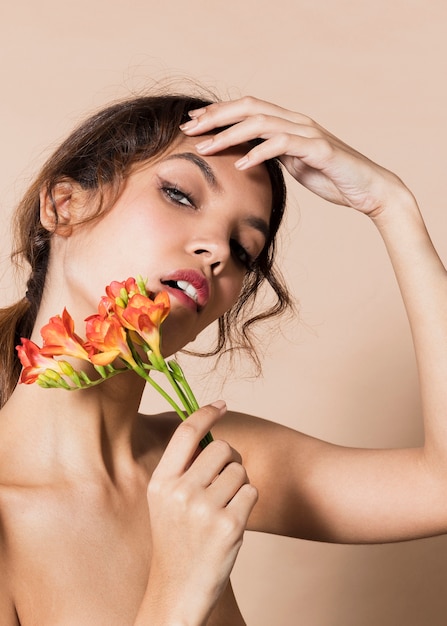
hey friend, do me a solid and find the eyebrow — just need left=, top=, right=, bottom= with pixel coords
left=165, top=152, right=220, bottom=190
left=165, top=151, right=270, bottom=241
left=243, top=216, right=270, bottom=241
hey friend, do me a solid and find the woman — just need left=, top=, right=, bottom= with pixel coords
left=1, top=93, right=446, bottom=625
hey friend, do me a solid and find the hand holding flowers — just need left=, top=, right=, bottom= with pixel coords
left=16, top=276, right=213, bottom=448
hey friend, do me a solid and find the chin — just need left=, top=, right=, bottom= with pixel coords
left=160, top=341, right=189, bottom=359
left=161, top=331, right=199, bottom=359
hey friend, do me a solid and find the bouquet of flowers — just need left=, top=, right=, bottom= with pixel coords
left=16, top=276, right=213, bottom=449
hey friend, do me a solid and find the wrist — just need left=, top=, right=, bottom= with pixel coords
left=134, top=571, right=211, bottom=626
left=368, top=185, right=422, bottom=232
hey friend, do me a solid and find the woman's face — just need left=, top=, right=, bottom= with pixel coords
left=61, top=134, right=273, bottom=356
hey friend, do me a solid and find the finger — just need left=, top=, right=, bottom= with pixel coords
left=234, top=133, right=333, bottom=171
left=183, top=103, right=356, bottom=166
left=188, top=439, right=242, bottom=489
left=191, top=116, right=313, bottom=156
left=225, top=482, right=259, bottom=527
left=206, top=461, right=250, bottom=508
left=192, top=113, right=352, bottom=160
left=154, top=402, right=227, bottom=477
left=232, top=134, right=354, bottom=206
left=181, top=96, right=307, bottom=135
left=232, top=132, right=361, bottom=178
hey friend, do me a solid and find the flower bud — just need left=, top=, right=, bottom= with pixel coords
left=168, top=360, right=184, bottom=380
left=136, top=275, right=148, bottom=297
left=58, top=360, right=75, bottom=377
left=119, top=288, right=129, bottom=306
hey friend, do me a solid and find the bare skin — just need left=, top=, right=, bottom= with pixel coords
left=2, top=95, right=447, bottom=624
left=0, top=407, right=248, bottom=625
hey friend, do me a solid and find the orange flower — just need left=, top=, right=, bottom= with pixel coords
left=85, top=313, right=137, bottom=367
left=40, top=308, right=91, bottom=361
left=102, top=278, right=141, bottom=329
left=121, top=292, right=170, bottom=356
left=106, top=277, right=140, bottom=306
left=15, top=276, right=211, bottom=446
left=16, top=338, right=61, bottom=384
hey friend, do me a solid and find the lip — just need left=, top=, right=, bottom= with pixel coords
left=160, top=269, right=210, bottom=311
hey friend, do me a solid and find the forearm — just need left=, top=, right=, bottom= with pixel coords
left=372, top=188, right=447, bottom=458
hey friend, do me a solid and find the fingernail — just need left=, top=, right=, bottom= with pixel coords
left=188, top=107, right=206, bottom=118
left=195, top=139, right=214, bottom=153
left=179, top=118, right=198, bottom=131
left=211, top=400, right=226, bottom=411
left=235, top=156, right=249, bottom=169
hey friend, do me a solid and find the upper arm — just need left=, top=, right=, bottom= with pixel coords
left=215, top=411, right=447, bottom=544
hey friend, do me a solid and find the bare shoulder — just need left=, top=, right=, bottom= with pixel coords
left=0, top=456, right=64, bottom=565
left=213, top=409, right=325, bottom=458
left=0, top=421, right=79, bottom=616
left=138, top=407, right=326, bottom=462
left=211, top=409, right=338, bottom=538
left=137, top=410, right=181, bottom=451
left=137, top=409, right=310, bottom=455
left=210, top=410, right=322, bottom=492
left=135, top=408, right=312, bottom=466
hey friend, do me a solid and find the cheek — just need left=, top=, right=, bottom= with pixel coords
left=217, top=274, right=246, bottom=314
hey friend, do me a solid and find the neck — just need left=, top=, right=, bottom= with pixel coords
left=2, top=369, right=149, bottom=482
left=8, top=257, right=168, bottom=482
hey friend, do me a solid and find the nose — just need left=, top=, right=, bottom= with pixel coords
left=187, top=234, right=231, bottom=274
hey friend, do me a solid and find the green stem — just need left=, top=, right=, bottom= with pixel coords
left=171, top=362, right=200, bottom=412
left=133, top=364, right=187, bottom=421
left=163, top=365, right=195, bottom=414
left=164, top=366, right=213, bottom=449
left=146, top=353, right=213, bottom=449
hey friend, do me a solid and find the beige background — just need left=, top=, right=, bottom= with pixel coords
left=1, top=1, right=447, bottom=624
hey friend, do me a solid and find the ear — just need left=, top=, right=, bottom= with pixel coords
left=39, top=180, right=81, bottom=236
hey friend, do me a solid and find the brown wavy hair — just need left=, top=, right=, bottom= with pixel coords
left=0, top=92, right=293, bottom=408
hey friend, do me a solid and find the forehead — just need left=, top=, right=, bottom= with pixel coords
left=161, top=134, right=273, bottom=218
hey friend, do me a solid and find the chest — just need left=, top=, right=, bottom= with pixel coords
left=8, top=491, right=150, bottom=625
left=7, top=492, right=246, bottom=626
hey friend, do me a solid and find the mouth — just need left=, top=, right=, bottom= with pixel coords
left=162, top=280, right=199, bottom=303
left=160, top=269, right=210, bottom=311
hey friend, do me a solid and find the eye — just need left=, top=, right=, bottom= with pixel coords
left=162, top=185, right=195, bottom=207
left=230, top=239, right=254, bottom=271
